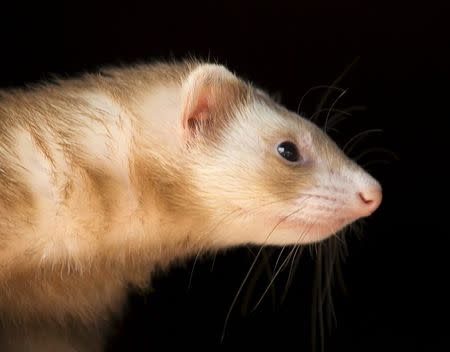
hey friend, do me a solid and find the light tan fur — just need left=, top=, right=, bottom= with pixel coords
left=0, top=61, right=381, bottom=350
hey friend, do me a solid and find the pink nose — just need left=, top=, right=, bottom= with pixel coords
left=356, top=186, right=382, bottom=216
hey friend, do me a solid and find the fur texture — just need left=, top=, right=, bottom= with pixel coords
left=0, top=61, right=381, bottom=350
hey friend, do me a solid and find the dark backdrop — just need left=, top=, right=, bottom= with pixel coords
left=1, top=1, right=449, bottom=351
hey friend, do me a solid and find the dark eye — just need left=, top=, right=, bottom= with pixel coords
left=277, top=141, right=301, bottom=163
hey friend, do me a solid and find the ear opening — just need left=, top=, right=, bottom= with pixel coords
left=180, top=64, right=245, bottom=141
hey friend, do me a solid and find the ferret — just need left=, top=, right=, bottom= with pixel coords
left=0, top=61, right=382, bottom=351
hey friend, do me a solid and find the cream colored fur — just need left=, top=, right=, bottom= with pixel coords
left=0, top=61, right=381, bottom=350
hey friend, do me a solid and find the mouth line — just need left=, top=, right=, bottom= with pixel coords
left=276, top=216, right=350, bottom=229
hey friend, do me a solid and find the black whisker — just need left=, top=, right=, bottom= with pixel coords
left=342, top=129, right=383, bottom=155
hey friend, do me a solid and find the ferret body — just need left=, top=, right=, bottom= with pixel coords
left=0, top=61, right=381, bottom=351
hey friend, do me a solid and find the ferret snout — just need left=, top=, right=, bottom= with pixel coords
left=353, top=184, right=382, bottom=217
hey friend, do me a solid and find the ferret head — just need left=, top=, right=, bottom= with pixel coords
left=178, top=64, right=381, bottom=247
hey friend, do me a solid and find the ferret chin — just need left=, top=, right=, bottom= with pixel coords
left=0, top=60, right=381, bottom=351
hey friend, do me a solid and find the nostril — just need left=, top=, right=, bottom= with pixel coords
left=358, top=191, right=374, bottom=205
left=356, top=186, right=382, bottom=216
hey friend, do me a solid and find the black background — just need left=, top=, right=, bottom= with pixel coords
left=1, top=1, right=449, bottom=351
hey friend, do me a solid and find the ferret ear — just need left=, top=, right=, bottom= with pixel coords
left=181, top=64, right=242, bottom=140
